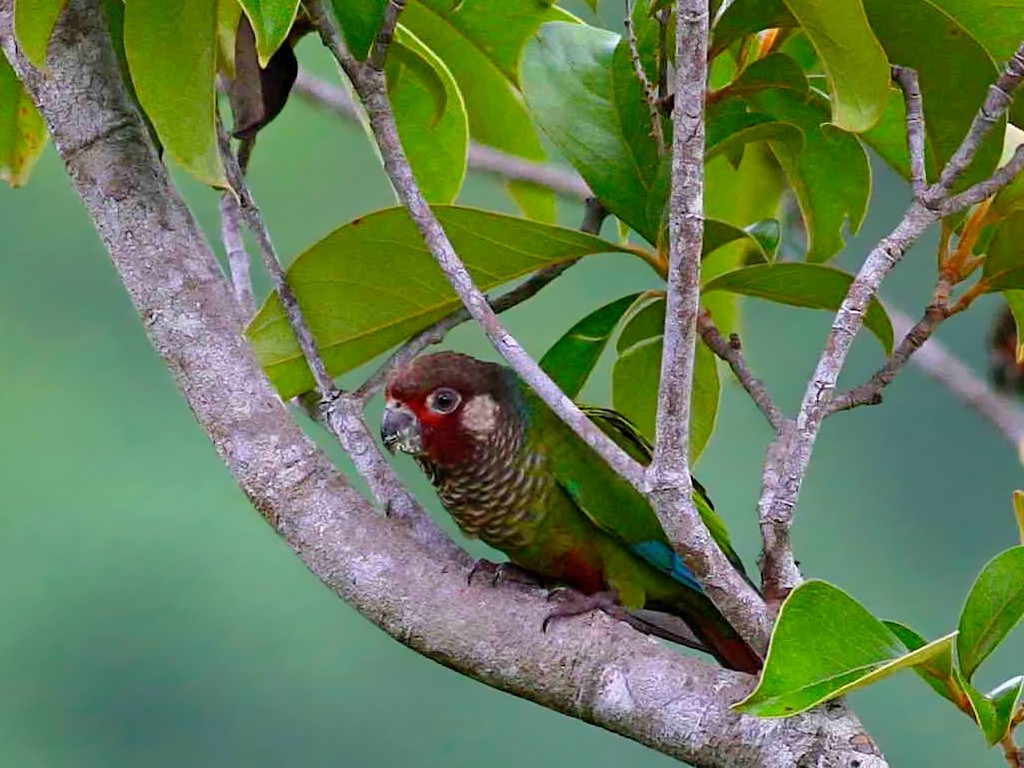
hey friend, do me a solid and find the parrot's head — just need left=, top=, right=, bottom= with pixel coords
left=381, top=352, right=517, bottom=468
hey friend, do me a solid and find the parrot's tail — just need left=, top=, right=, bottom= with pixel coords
left=631, top=608, right=762, bottom=674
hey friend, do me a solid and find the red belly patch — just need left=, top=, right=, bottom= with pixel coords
left=560, top=549, right=605, bottom=594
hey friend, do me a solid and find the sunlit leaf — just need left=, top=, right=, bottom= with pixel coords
left=704, top=263, right=894, bottom=353
left=13, top=0, right=68, bottom=68
left=958, top=545, right=1024, bottom=680
left=388, top=27, right=468, bottom=203
left=735, top=581, right=957, bottom=717
left=884, top=620, right=964, bottom=707
left=406, top=0, right=568, bottom=220
left=779, top=0, right=890, bottom=132
left=248, top=206, right=628, bottom=398
left=958, top=671, right=1024, bottom=746
left=0, top=55, right=47, bottom=188
left=124, top=0, right=224, bottom=186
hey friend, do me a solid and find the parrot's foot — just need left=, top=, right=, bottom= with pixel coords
left=467, top=559, right=541, bottom=588
left=541, top=589, right=625, bottom=633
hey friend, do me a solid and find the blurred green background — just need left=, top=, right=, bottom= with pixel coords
left=3, top=5, right=1024, bottom=766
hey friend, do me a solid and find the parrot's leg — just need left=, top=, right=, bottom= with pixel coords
left=467, top=559, right=542, bottom=588
left=541, top=589, right=625, bottom=632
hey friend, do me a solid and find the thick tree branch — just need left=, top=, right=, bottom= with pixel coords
left=757, top=49, right=1024, bottom=599
left=306, top=0, right=648, bottom=491
left=0, top=2, right=887, bottom=764
left=698, top=311, right=784, bottom=432
left=647, top=0, right=771, bottom=653
left=292, top=70, right=593, bottom=200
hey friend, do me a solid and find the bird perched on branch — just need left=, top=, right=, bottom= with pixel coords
left=381, top=351, right=761, bottom=673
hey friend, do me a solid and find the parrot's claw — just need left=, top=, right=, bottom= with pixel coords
left=467, top=559, right=540, bottom=588
left=541, top=589, right=625, bottom=633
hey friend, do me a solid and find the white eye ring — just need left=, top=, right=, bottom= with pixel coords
left=428, top=387, right=461, bottom=415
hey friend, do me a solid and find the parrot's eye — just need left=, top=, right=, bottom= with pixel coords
left=428, top=387, right=461, bottom=415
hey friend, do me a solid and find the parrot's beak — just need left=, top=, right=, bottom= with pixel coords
left=381, top=401, right=422, bottom=455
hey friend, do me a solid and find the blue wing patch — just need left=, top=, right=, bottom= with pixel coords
left=632, top=541, right=703, bottom=593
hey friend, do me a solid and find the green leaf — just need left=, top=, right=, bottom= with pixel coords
left=405, top=0, right=566, bottom=221
left=863, top=0, right=1004, bottom=190
left=247, top=206, right=628, bottom=398
left=237, top=0, right=299, bottom=66
left=957, top=545, right=1024, bottom=680
left=712, top=0, right=795, bottom=56
left=704, top=218, right=779, bottom=263
left=329, top=0, right=387, bottom=60
left=990, top=125, right=1024, bottom=220
left=957, top=671, right=1024, bottom=746
left=124, top=0, right=223, bottom=186
left=388, top=27, right=468, bottom=204
left=726, top=52, right=809, bottom=98
left=704, top=263, right=894, bottom=353
left=13, top=0, right=68, bottom=68
left=735, top=581, right=958, bottom=717
left=1004, top=292, right=1024, bottom=365
left=0, top=54, right=47, bottom=188
left=705, top=100, right=804, bottom=162
left=540, top=293, right=642, bottom=400
left=983, top=211, right=1024, bottom=291
left=612, top=296, right=720, bottom=461
left=522, top=22, right=662, bottom=242
left=860, top=85, right=912, bottom=180
left=779, top=0, right=890, bottom=132
left=884, top=620, right=964, bottom=707
left=746, top=88, right=870, bottom=262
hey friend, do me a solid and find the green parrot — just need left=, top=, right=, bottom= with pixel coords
left=381, top=351, right=761, bottom=673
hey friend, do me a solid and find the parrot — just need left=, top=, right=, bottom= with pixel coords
left=381, top=351, right=761, bottom=673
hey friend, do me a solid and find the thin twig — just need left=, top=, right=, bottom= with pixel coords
left=292, top=71, right=592, bottom=200
left=928, top=47, right=1024, bottom=203
left=757, top=45, right=1024, bottom=600
left=625, top=0, right=665, bottom=154
left=828, top=303, right=953, bottom=413
left=647, top=0, right=771, bottom=652
left=216, top=114, right=460, bottom=561
left=941, top=145, right=1024, bottom=214
left=892, top=66, right=926, bottom=197
left=698, top=310, right=783, bottom=431
left=307, top=0, right=648, bottom=491
left=220, top=192, right=256, bottom=318
left=356, top=199, right=607, bottom=401
left=368, top=0, right=406, bottom=71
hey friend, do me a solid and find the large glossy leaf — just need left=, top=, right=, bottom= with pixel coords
left=124, top=0, right=223, bottom=186
left=388, top=27, right=468, bottom=204
left=958, top=546, right=1024, bottom=680
left=540, top=293, right=642, bottom=400
left=746, top=88, right=870, bottom=262
left=612, top=297, right=720, bottom=461
left=726, top=52, right=809, bottom=98
left=13, top=0, right=67, bottom=68
left=863, top=0, right=1003, bottom=190
left=522, top=22, right=661, bottom=241
left=248, top=206, right=629, bottom=398
left=735, top=581, right=957, bottom=717
left=329, top=0, right=387, bottom=60
left=405, top=0, right=566, bottom=221
left=0, top=54, right=47, bottom=188
left=704, top=263, right=894, bottom=353
left=238, top=0, right=300, bottom=67
left=778, top=0, right=889, bottom=132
